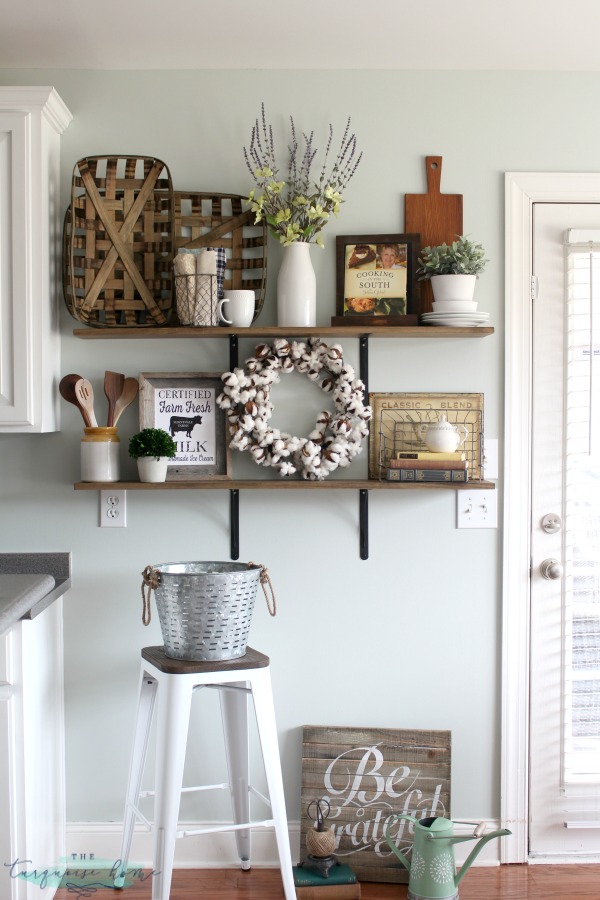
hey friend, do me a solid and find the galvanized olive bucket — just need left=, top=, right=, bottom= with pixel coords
left=141, top=561, right=269, bottom=661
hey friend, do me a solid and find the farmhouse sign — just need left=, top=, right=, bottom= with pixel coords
left=300, top=726, right=451, bottom=884
left=139, top=372, right=231, bottom=480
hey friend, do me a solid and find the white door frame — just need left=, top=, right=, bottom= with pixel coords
left=502, top=172, right=600, bottom=863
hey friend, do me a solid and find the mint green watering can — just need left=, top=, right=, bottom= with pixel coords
left=385, top=815, right=511, bottom=900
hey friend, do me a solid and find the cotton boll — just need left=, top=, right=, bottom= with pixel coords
left=250, top=446, right=266, bottom=463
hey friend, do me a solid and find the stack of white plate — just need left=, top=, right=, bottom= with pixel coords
left=421, top=310, right=490, bottom=327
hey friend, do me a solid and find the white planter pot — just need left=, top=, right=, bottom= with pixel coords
left=430, top=274, right=477, bottom=302
left=277, top=242, right=317, bottom=327
left=137, top=456, right=170, bottom=483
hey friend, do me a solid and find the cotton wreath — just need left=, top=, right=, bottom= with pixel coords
left=216, top=338, right=372, bottom=481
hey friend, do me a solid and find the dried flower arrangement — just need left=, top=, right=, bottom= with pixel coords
left=243, top=104, right=362, bottom=247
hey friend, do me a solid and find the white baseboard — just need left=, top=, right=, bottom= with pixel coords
left=65, top=819, right=504, bottom=869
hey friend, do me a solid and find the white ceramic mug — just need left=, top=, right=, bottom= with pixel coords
left=218, top=290, right=255, bottom=327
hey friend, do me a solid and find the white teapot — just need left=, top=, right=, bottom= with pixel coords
left=419, top=415, right=468, bottom=453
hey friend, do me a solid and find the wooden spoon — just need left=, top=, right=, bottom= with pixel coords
left=74, top=378, right=98, bottom=428
left=104, top=370, right=125, bottom=427
left=59, top=373, right=92, bottom=426
left=112, top=377, right=139, bottom=426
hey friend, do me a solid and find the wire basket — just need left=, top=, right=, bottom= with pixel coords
left=368, top=393, right=484, bottom=481
left=142, top=561, right=262, bottom=661
left=174, top=274, right=219, bottom=326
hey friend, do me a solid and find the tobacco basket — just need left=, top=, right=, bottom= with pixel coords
left=174, top=191, right=267, bottom=322
left=63, top=155, right=175, bottom=327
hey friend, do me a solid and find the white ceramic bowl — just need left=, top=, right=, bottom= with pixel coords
left=432, top=300, right=478, bottom=313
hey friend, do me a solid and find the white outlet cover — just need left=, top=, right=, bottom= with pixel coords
left=100, top=490, right=127, bottom=527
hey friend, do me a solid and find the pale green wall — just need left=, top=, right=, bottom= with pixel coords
left=0, top=67, right=594, bottom=827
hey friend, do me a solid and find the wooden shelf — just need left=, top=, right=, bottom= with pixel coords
left=74, top=479, right=495, bottom=491
left=73, top=324, right=494, bottom=340
left=71, top=322, right=495, bottom=558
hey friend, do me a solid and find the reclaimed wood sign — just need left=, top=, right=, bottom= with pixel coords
left=300, top=726, right=451, bottom=884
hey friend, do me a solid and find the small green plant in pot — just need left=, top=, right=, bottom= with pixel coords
left=128, top=427, right=176, bottom=483
left=417, top=235, right=489, bottom=305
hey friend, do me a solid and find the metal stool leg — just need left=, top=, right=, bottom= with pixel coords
left=151, top=673, right=193, bottom=900
left=251, top=668, right=296, bottom=900
left=220, top=681, right=251, bottom=869
left=114, top=670, right=158, bottom=888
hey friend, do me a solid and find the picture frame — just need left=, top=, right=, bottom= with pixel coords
left=139, top=372, right=231, bottom=481
left=368, top=391, right=484, bottom=481
left=333, top=233, right=420, bottom=325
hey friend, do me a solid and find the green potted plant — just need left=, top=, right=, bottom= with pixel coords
left=417, top=235, right=489, bottom=304
left=128, top=427, right=176, bottom=483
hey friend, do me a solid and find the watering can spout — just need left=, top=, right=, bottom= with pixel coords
left=453, top=828, right=512, bottom=888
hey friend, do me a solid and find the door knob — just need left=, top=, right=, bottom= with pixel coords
left=540, top=558, right=563, bottom=580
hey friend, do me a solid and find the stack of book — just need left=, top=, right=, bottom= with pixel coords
left=386, top=450, right=469, bottom=483
left=293, top=863, right=361, bottom=899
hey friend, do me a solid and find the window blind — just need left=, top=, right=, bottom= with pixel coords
left=563, top=231, right=600, bottom=785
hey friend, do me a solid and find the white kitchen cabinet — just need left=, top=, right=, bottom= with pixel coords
left=0, top=87, right=72, bottom=431
left=0, top=598, right=66, bottom=899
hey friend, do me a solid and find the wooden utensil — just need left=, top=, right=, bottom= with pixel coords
left=104, top=370, right=125, bottom=426
left=74, top=378, right=98, bottom=428
left=405, top=156, right=463, bottom=313
left=59, top=373, right=92, bottom=426
left=112, top=377, right=139, bottom=426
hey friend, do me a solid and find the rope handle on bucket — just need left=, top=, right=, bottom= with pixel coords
left=141, top=565, right=160, bottom=625
left=139, top=562, right=276, bottom=626
left=249, top=562, right=277, bottom=617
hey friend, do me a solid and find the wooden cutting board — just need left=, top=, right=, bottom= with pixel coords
left=405, top=156, right=463, bottom=313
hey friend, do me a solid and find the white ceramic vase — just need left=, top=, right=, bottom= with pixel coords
left=430, top=273, right=477, bottom=302
left=137, top=456, right=169, bottom=483
left=277, top=241, right=317, bottom=327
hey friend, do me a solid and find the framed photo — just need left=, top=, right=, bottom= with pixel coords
left=333, top=233, right=420, bottom=325
left=368, top=391, right=484, bottom=481
left=139, top=372, right=231, bottom=481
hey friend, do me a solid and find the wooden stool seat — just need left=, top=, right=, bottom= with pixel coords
left=141, top=644, right=270, bottom=674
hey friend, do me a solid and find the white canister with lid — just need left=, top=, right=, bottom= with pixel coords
left=81, top=427, right=120, bottom=482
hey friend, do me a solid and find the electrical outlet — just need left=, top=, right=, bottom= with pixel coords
left=456, top=490, right=497, bottom=529
left=100, top=490, right=127, bottom=528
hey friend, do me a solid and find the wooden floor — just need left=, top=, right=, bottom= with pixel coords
left=53, top=864, right=600, bottom=899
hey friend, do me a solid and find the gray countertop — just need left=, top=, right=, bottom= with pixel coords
left=0, top=553, right=71, bottom=635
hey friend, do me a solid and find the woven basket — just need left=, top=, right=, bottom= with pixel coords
left=148, top=561, right=262, bottom=661
left=174, top=191, right=267, bottom=323
left=63, top=156, right=175, bottom=327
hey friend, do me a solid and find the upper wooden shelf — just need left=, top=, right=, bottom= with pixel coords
left=73, top=324, right=494, bottom=340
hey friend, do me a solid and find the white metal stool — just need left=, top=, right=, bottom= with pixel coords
left=114, top=645, right=295, bottom=900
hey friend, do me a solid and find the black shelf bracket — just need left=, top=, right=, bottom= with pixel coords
left=359, top=489, right=369, bottom=560
left=359, top=334, right=369, bottom=396
left=230, top=489, right=240, bottom=560
left=225, top=332, right=371, bottom=561
left=229, top=334, right=241, bottom=560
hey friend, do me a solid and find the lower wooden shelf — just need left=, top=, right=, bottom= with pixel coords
left=74, top=479, right=495, bottom=491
